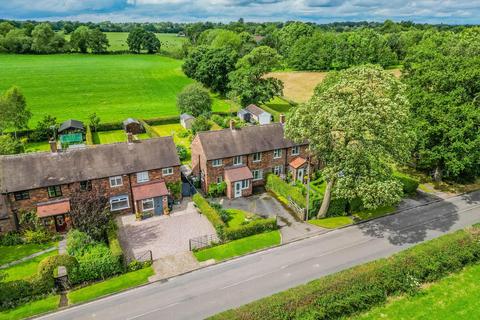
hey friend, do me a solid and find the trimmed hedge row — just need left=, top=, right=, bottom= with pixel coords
left=0, top=254, right=78, bottom=310
left=225, top=219, right=278, bottom=241
left=107, top=222, right=123, bottom=263
left=394, top=171, right=420, bottom=195
left=85, top=125, right=94, bottom=145
left=143, top=116, right=180, bottom=126
left=193, top=194, right=225, bottom=235
left=139, top=119, right=160, bottom=138
left=266, top=174, right=306, bottom=208
left=210, top=225, right=480, bottom=320
left=96, top=121, right=124, bottom=131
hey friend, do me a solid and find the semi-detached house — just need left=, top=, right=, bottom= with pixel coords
left=191, top=118, right=309, bottom=199
left=0, top=137, right=181, bottom=234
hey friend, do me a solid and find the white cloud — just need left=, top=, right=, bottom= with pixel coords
left=1, top=0, right=479, bottom=23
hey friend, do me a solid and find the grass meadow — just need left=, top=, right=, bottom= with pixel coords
left=0, top=54, right=231, bottom=126
left=105, top=32, right=187, bottom=53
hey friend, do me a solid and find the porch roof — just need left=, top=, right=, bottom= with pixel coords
left=289, top=157, right=307, bottom=169
left=132, top=180, right=169, bottom=201
left=37, top=199, right=70, bottom=218
left=224, top=166, right=253, bottom=182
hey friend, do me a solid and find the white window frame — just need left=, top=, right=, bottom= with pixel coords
left=217, top=176, right=223, bottom=183
left=252, top=152, right=262, bottom=162
left=273, top=149, right=282, bottom=159
left=136, top=171, right=149, bottom=183
left=109, top=176, right=123, bottom=188
left=142, top=198, right=154, bottom=212
left=233, top=156, right=243, bottom=166
left=212, top=159, right=223, bottom=167
left=252, top=169, right=263, bottom=181
left=274, top=165, right=283, bottom=176
left=110, top=195, right=130, bottom=211
left=162, top=167, right=174, bottom=176
left=241, top=179, right=250, bottom=189
left=291, top=146, right=300, bottom=156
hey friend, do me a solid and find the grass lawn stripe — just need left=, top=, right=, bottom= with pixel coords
left=67, top=267, right=154, bottom=305
left=0, top=242, right=54, bottom=266
left=0, top=295, right=60, bottom=320
left=194, top=230, right=281, bottom=262
left=2, top=249, right=58, bottom=282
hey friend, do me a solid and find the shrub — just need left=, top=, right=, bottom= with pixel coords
left=127, top=260, right=143, bottom=272
left=177, top=130, right=190, bottom=138
left=207, top=182, right=227, bottom=197
left=193, top=194, right=225, bottom=240
left=224, top=219, right=278, bottom=241
left=107, top=222, right=123, bottom=264
left=177, top=145, right=188, bottom=161
left=66, top=230, right=96, bottom=256
left=0, top=232, right=23, bottom=246
left=69, top=243, right=123, bottom=284
left=266, top=174, right=306, bottom=208
left=168, top=181, right=182, bottom=200
left=210, top=226, right=480, bottom=320
left=23, top=229, right=53, bottom=244
left=394, top=171, right=420, bottom=195
left=326, top=198, right=348, bottom=217
left=211, top=114, right=224, bottom=127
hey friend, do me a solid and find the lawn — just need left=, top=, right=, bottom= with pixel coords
left=0, top=54, right=231, bottom=125
left=24, top=141, right=50, bottom=153
left=2, top=250, right=58, bottom=281
left=92, top=130, right=150, bottom=144
left=193, top=230, right=281, bottom=262
left=0, top=242, right=54, bottom=266
left=308, top=216, right=353, bottom=229
left=0, top=295, right=60, bottom=320
left=67, top=267, right=154, bottom=305
left=225, top=209, right=260, bottom=228
left=261, top=96, right=293, bottom=121
left=152, top=123, right=192, bottom=163
left=105, top=32, right=186, bottom=53
left=354, top=263, right=480, bottom=320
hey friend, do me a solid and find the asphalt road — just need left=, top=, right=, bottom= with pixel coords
left=39, top=191, right=480, bottom=320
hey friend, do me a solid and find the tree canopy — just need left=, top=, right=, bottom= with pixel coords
left=177, top=83, right=212, bottom=117
left=286, top=65, right=414, bottom=217
left=127, top=28, right=161, bottom=53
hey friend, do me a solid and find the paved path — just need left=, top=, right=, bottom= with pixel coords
left=38, top=191, right=480, bottom=320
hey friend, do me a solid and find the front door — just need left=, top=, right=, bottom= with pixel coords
left=234, top=181, right=242, bottom=198
left=54, top=214, right=66, bottom=233
left=154, top=197, right=164, bottom=216
left=297, top=168, right=305, bottom=183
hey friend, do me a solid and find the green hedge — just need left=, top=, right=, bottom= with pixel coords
left=96, top=121, right=124, bottom=131
left=266, top=174, right=306, bottom=208
left=193, top=194, right=225, bottom=239
left=210, top=226, right=480, bottom=320
left=394, top=171, right=420, bottom=195
left=0, top=254, right=78, bottom=310
left=85, top=125, right=93, bottom=145
left=143, top=116, right=180, bottom=126
left=224, top=219, right=278, bottom=241
left=107, top=222, right=123, bottom=264
left=139, top=119, right=160, bottom=138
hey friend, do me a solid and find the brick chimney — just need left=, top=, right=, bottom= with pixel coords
left=279, top=114, right=286, bottom=124
left=229, top=119, right=235, bottom=130
left=49, top=140, right=57, bottom=153
left=127, top=132, right=133, bottom=144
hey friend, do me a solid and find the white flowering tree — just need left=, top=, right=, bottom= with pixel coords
left=286, top=65, right=414, bottom=218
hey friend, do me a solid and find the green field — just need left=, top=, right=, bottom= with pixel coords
left=105, top=32, right=186, bottom=53
left=0, top=54, right=231, bottom=126
left=354, top=263, right=480, bottom=320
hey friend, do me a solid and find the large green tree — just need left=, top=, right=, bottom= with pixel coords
left=88, top=29, right=109, bottom=53
left=404, top=29, right=480, bottom=182
left=0, top=86, right=31, bottom=137
left=0, top=29, right=32, bottom=53
left=286, top=65, right=414, bottom=217
left=0, top=135, right=24, bottom=155
left=127, top=28, right=160, bottom=53
left=70, top=26, right=91, bottom=53
left=31, top=23, right=66, bottom=53
left=177, top=83, right=212, bottom=117
left=228, top=46, right=283, bottom=106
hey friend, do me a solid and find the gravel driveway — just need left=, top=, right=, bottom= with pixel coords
left=117, top=199, right=216, bottom=261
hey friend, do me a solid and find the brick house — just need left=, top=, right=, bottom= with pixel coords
left=0, top=137, right=181, bottom=234
left=191, top=117, right=309, bottom=199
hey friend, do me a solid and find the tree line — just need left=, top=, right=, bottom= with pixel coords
left=0, top=22, right=161, bottom=54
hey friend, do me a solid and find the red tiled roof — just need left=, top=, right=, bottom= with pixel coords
left=132, top=180, right=169, bottom=201
left=224, top=166, right=253, bottom=182
left=289, top=157, right=307, bottom=169
left=37, top=199, right=70, bottom=218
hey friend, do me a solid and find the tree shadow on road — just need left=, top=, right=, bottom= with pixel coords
left=357, top=195, right=460, bottom=246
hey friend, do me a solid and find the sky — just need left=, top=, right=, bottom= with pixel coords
left=0, top=0, right=479, bottom=24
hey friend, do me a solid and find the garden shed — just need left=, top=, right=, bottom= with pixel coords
left=123, top=118, right=144, bottom=134
left=58, top=119, right=85, bottom=134
left=180, top=114, right=195, bottom=130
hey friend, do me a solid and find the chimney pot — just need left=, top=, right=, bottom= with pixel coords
left=229, top=119, right=235, bottom=130
left=279, top=114, right=286, bottom=124
left=49, top=140, right=57, bottom=153
left=127, top=132, right=133, bottom=144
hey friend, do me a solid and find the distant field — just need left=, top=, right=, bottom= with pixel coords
left=105, top=32, right=186, bottom=53
left=269, top=68, right=402, bottom=103
left=0, top=54, right=231, bottom=125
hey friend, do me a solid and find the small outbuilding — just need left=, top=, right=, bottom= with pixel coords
left=58, top=119, right=84, bottom=134
left=239, top=104, right=271, bottom=125
left=123, top=118, right=144, bottom=135
left=180, top=114, right=195, bottom=130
